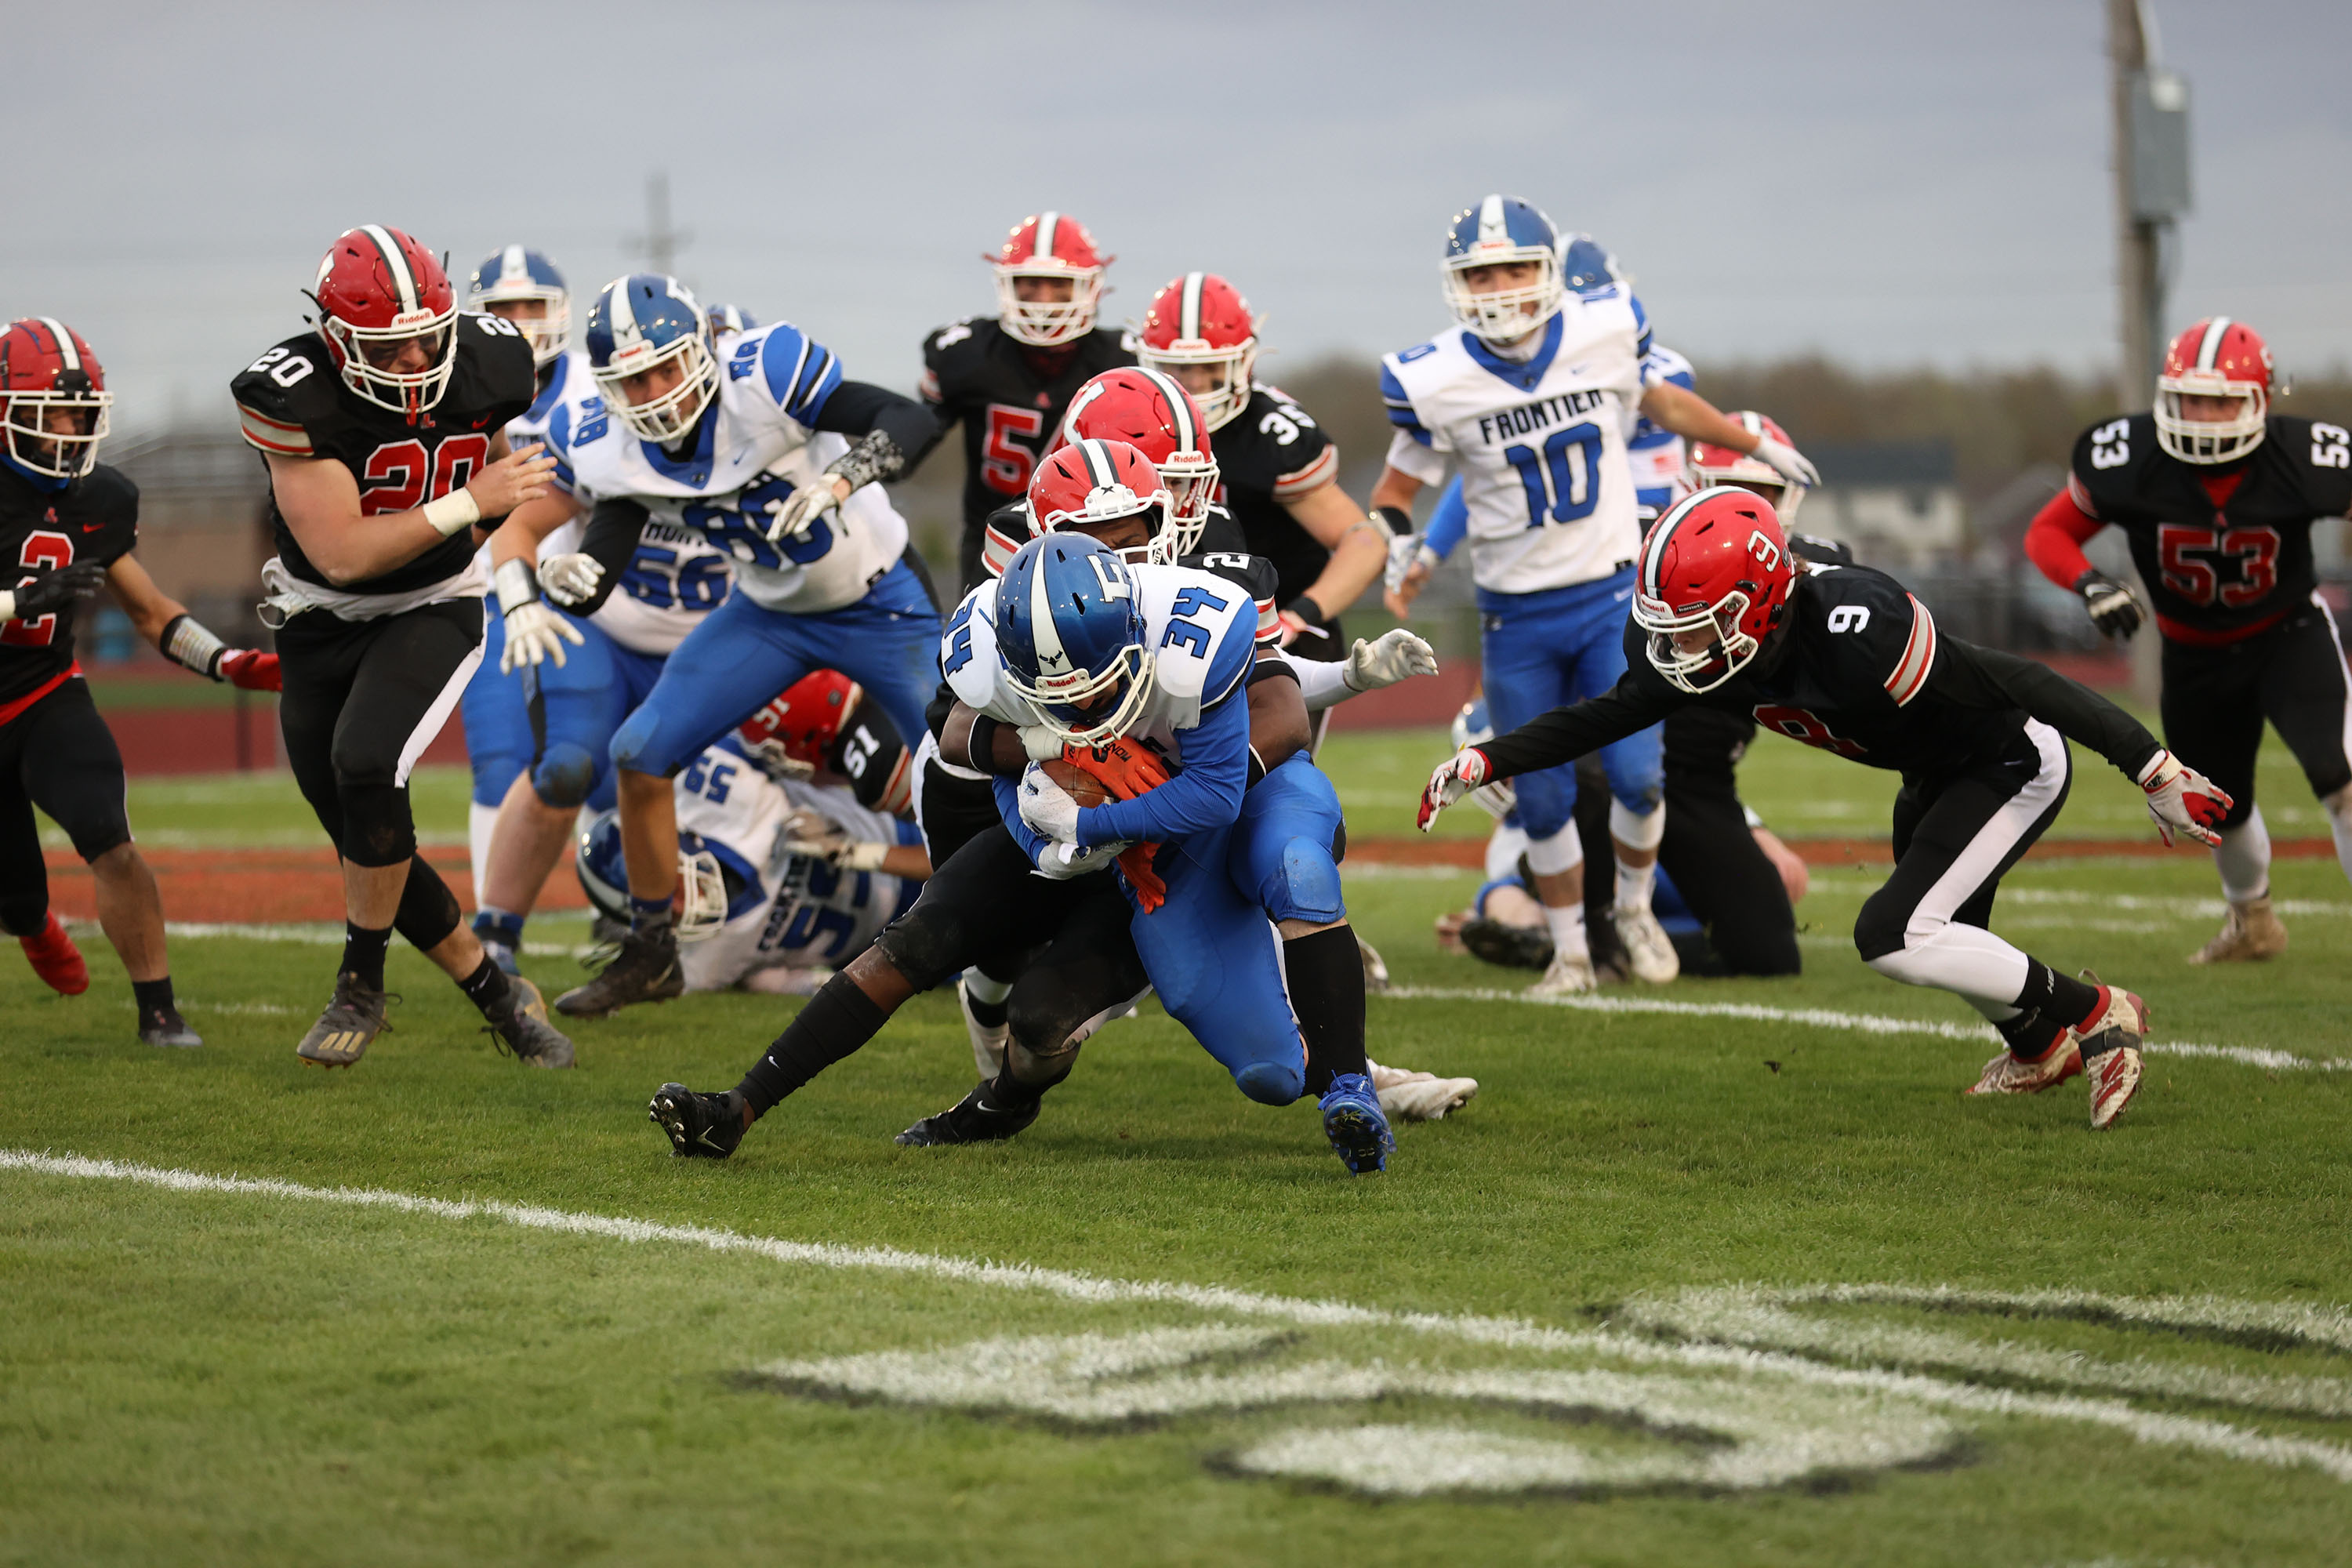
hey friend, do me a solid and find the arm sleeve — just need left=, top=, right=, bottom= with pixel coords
left=813, top=379, right=941, bottom=463
left=2022, top=485, right=2106, bottom=590
left=1291, top=653, right=1354, bottom=712
left=1076, top=688, right=1250, bottom=847
left=1475, top=673, right=1681, bottom=781
left=1425, top=476, right=1468, bottom=560
left=1923, top=636, right=2161, bottom=776
left=564, top=495, right=651, bottom=616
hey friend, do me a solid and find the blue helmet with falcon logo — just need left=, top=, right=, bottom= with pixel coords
left=996, top=528, right=1154, bottom=747
left=575, top=809, right=735, bottom=944
left=467, top=245, right=570, bottom=367
left=1556, top=231, right=1627, bottom=297
left=1441, top=194, right=1565, bottom=343
left=585, top=273, right=717, bottom=445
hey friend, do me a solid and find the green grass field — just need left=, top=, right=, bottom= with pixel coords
left=6, top=726, right=2352, bottom=1566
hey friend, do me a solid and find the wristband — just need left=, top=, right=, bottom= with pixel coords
left=493, top=557, right=542, bottom=616
left=1371, top=505, right=1411, bottom=539
left=841, top=841, right=890, bottom=872
left=160, top=612, right=229, bottom=680
left=0, top=590, right=16, bottom=622
left=422, top=487, right=482, bottom=538
left=966, top=714, right=1004, bottom=770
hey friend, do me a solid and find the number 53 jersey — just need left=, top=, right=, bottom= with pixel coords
left=2067, top=412, right=2352, bottom=644
left=1379, top=288, right=1653, bottom=597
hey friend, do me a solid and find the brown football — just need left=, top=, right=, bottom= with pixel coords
left=1040, top=757, right=1116, bottom=807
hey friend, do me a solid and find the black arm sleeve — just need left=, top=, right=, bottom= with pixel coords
left=1924, top=637, right=2161, bottom=776
left=815, top=380, right=941, bottom=466
left=1476, top=674, right=1682, bottom=781
left=924, top=678, right=960, bottom=741
left=564, top=495, right=651, bottom=617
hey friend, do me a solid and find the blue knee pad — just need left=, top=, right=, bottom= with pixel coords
left=1232, top=757, right=1347, bottom=924
left=1235, top=1060, right=1305, bottom=1106
left=609, top=702, right=672, bottom=776
left=532, top=742, right=599, bottom=808
left=1600, top=728, right=1664, bottom=815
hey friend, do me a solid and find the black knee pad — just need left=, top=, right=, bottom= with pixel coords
left=393, top=855, right=464, bottom=953
left=1006, top=986, right=1101, bottom=1062
left=872, top=900, right=973, bottom=994
left=339, top=782, right=416, bottom=868
left=1852, top=890, right=1907, bottom=963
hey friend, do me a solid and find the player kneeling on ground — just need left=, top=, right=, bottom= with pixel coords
left=1418, top=488, right=2231, bottom=1131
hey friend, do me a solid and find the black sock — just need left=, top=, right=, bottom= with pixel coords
left=2013, top=960, right=2101, bottom=1034
left=1285, top=924, right=1368, bottom=1098
left=132, top=976, right=176, bottom=1018
left=735, top=973, right=889, bottom=1118
left=458, top=955, right=512, bottom=1014
left=342, top=924, right=393, bottom=992
left=1995, top=1008, right=2063, bottom=1061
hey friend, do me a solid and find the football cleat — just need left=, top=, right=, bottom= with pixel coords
left=296, top=972, right=391, bottom=1068
left=957, top=975, right=1009, bottom=1080
left=20, top=913, right=89, bottom=995
left=1367, top=1059, right=1478, bottom=1121
left=1527, top=946, right=1596, bottom=997
left=648, top=1083, right=746, bottom=1159
left=555, top=925, right=682, bottom=1018
left=1613, top=906, right=1682, bottom=984
left=482, top=975, right=575, bottom=1069
left=895, top=1083, right=1043, bottom=1147
left=1319, top=1072, right=1395, bottom=1175
left=2087, top=1043, right=2145, bottom=1131
left=138, top=1006, right=202, bottom=1050
left=2188, top=895, right=2287, bottom=964
left=1356, top=932, right=1392, bottom=995
left=1964, top=1036, right=2082, bottom=1097
left=1459, top=916, right=1553, bottom=971
left=2072, top=973, right=2150, bottom=1131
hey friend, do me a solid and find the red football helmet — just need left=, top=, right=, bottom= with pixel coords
left=1025, top=438, right=1172, bottom=566
left=0, top=318, right=111, bottom=481
left=2156, top=316, right=2274, bottom=464
left=988, top=212, right=1110, bottom=347
left=1052, top=367, right=1218, bottom=560
left=311, top=224, right=459, bottom=418
left=1686, top=411, right=1805, bottom=523
left=738, top=669, right=862, bottom=779
left=1137, top=272, right=1259, bottom=431
left=1632, top=488, right=1795, bottom=693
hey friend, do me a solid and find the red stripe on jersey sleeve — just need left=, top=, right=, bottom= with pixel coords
left=978, top=523, right=1025, bottom=579
left=1269, top=445, right=1340, bottom=500
left=1883, top=593, right=1938, bottom=706
left=1255, top=600, right=1281, bottom=645
left=237, top=406, right=311, bottom=456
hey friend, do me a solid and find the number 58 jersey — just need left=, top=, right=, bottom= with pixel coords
left=1380, top=289, right=1652, bottom=597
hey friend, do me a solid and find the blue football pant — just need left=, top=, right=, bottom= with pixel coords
left=1479, top=577, right=1663, bottom=842
left=462, top=608, right=532, bottom=811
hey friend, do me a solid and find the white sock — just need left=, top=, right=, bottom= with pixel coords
left=1614, top=858, right=1657, bottom=913
left=468, top=800, right=500, bottom=909
left=2212, top=804, right=2271, bottom=905
left=1542, top=901, right=1588, bottom=962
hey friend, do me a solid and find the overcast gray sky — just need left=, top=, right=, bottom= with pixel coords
left=9, top=0, right=2347, bottom=430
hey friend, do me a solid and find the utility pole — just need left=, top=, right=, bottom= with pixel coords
left=628, top=171, right=691, bottom=279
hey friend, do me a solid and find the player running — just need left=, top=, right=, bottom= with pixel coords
left=1378, top=195, right=1820, bottom=997
left=1418, top=488, right=2233, bottom=1130
left=230, top=227, right=575, bottom=1068
left=544, top=274, right=941, bottom=1018
left=2024, top=317, right=2352, bottom=964
left=1, top=317, right=279, bottom=1047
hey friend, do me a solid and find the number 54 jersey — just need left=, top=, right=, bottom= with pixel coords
left=1379, top=287, right=1653, bottom=597
left=2067, top=412, right=2352, bottom=644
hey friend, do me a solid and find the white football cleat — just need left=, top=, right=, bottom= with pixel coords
left=1964, top=1036, right=2082, bottom=1096
left=958, top=975, right=1009, bottom=1080
left=1612, top=906, right=1681, bottom=984
left=1528, top=947, right=1597, bottom=996
left=1367, top=1059, right=1479, bottom=1120
left=2074, top=975, right=2150, bottom=1131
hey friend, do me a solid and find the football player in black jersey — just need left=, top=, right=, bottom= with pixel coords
left=230, top=225, right=574, bottom=1071
left=2027, top=317, right=2352, bottom=964
left=1419, top=488, right=2235, bottom=1131
left=0, top=318, right=280, bottom=1048
left=914, top=212, right=1134, bottom=593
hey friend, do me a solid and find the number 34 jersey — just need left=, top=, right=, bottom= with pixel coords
left=1379, top=288, right=1652, bottom=597
left=2067, top=412, right=2352, bottom=643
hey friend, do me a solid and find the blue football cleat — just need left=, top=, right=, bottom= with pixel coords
left=1319, top=1073, right=1395, bottom=1175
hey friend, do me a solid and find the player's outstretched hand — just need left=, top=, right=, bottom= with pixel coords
left=2076, top=569, right=2146, bottom=640
left=2138, top=749, right=2231, bottom=847
left=1035, top=840, right=1126, bottom=880
left=1417, top=747, right=1491, bottom=833
left=218, top=649, right=281, bottom=691
left=1384, top=543, right=1437, bottom=621
left=1343, top=629, right=1439, bottom=692
left=4, top=560, right=107, bottom=621
left=763, top=477, right=846, bottom=544
left=500, top=602, right=584, bottom=673
left=538, top=553, right=604, bottom=606
left=781, top=808, right=891, bottom=871
left=1748, top=434, right=1821, bottom=490
left=1018, top=764, right=1083, bottom=843
left=466, top=442, right=558, bottom=520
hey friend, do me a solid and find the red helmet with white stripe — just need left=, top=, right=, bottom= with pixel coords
left=311, top=224, right=459, bottom=419
left=1632, top=488, right=1795, bottom=693
left=1025, top=438, right=1172, bottom=567
left=1686, top=411, right=1804, bottom=523
left=737, top=669, right=861, bottom=778
left=1053, top=367, right=1218, bottom=560
left=1137, top=272, right=1259, bottom=431
left=2156, top=316, right=2274, bottom=465
left=988, top=212, right=1110, bottom=348
left=0, top=318, right=111, bottom=481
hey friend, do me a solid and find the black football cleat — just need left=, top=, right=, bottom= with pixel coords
left=296, top=973, right=392, bottom=1068
left=482, top=975, right=575, bottom=1069
left=1459, top=916, right=1554, bottom=971
left=650, top=1083, right=747, bottom=1159
left=138, top=1006, right=203, bottom=1050
left=895, top=1083, right=1043, bottom=1147
left=556, top=926, right=683, bottom=1018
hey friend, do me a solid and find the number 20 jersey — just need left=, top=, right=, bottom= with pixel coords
left=1379, top=288, right=1650, bottom=597
left=2067, top=412, right=2352, bottom=643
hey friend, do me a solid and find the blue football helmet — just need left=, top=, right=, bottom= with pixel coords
left=586, top=274, right=717, bottom=445
left=1441, top=194, right=1564, bottom=343
left=1557, top=232, right=1626, bottom=297
left=575, top=809, right=731, bottom=943
left=1450, top=696, right=1519, bottom=820
left=467, top=245, right=569, bottom=367
left=996, top=533, right=1154, bottom=746
left=706, top=302, right=759, bottom=336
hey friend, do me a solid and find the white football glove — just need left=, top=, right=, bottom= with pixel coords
left=1019, top=723, right=1066, bottom=762
left=538, top=553, right=605, bottom=606
left=1035, top=840, right=1127, bottom=880
left=780, top=809, right=890, bottom=870
left=1342, top=629, right=1439, bottom=693
left=2137, top=749, right=2233, bottom=848
left=1417, top=747, right=1491, bottom=833
left=1018, top=763, right=1083, bottom=844
left=1384, top=531, right=1437, bottom=595
left=499, top=602, right=585, bottom=673
left=1748, top=435, right=1821, bottom=490
left=764, top=478, right=843, bottom=543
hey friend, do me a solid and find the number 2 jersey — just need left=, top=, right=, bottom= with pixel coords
left=0, top=460, right=139, bottom=714
left=2066, top=412, right=2352, bottom=644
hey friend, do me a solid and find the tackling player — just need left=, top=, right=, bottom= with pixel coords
left=1420, top=488, right=2233, bottom=1131
left=2024, top=318, right=2352, bottom=963
left=230, top=226, right=575, bottom=1069
left=1, top=317, right=278, bottom=1048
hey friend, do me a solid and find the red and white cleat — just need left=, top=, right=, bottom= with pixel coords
left=1964, top=1036, right=2082, bottom=1096
left=2074, top=976, right=2150, bottom=1131
left=20, top=913, right=88, bottom=996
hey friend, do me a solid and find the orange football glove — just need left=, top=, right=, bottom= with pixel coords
left=1061, top=735, right=1171, bottom=801
left=1117, top=841, right=1168, bottom=914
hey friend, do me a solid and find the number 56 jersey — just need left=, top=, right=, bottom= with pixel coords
left=1379, top=288, right=1653, bottom=597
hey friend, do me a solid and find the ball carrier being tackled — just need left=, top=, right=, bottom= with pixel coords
left=1418, top=489, right=2232, bottom=1130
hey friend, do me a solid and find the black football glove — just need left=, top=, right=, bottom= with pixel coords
left=2074, top=568, right=2145, bottom=640
left=6, top=560, right=107, bottom=621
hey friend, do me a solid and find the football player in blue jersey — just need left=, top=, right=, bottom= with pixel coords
left=541, top=274, right=941, bottom=1018
left=1376, top=195, right=1820, bottom=998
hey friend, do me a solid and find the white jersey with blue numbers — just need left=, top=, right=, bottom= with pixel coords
left=941, top=564, right=1256, bottom=764
left=1381, top=288, right=1651, bottom=596
left=1624, top=343, right=1693, bottom=517
left=670, top=744, right=916, bottom=992
left=567, top=321, right=909, bottom=616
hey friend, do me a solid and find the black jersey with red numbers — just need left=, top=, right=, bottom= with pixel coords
left=0, top=461, right=139, bottom=709
left=231, top=314, right=537, bottom=597
left=976, top=498, right=1279, bottom=646
left=1210, top=384, right=1343, bottom=612
left=2067, top=412, right=2352, bottom=644
left=918, top=317, right=1134, bottom=535
left=1477, top=561, right=2161, bottom=786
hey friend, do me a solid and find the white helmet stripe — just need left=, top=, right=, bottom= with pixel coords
left=609, top=278, right=641, bottom=344
left=1181, top=271, right=1204, bottom=339
left=2198, top=316, right=2232, bottom=372
left=36, top=317, right=78, bottom=371
left=1478, top=194, right=1507, bottom=242
left=1028, top=550, right=1068, bottom=669
left=500, top=243, right=528, bottom=285
left=1077, top=437, right=1116, bottom=488
left=1138, top=366, right=1197, bottom=451
left=360, top=224, right=419, bottom=313
left=1642, top=490, right=1708, bottom=596
left=1035, top=211, right=1060, bottom=263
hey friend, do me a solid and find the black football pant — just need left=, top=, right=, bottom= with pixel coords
left=2159, top=596, right=2352, bottom=831
left=276, top=597, right=481, bottom=953
left=0, top=678, right=132, bottom=936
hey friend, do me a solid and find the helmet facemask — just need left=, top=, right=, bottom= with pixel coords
left=2154, top=379, right=2267, bottom=464
left=2, top=383, right=111, bottom=481
left=1005, top=641, right=1156, bottom=746
left=1634, top=586, right=1761, bottom=695
left=1443, top=252, right=1565, bottom=344
left=323, top=309, right=459, bottom=419
left=594, top=331, right=720, bottom=445
left=481, top=295, right=571, bottom=368
left=996, top=266, right=1104, bottom=348
left=1137, top=339, right=1254, bottom=432
left=673, top=844, right=731, bottom=944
